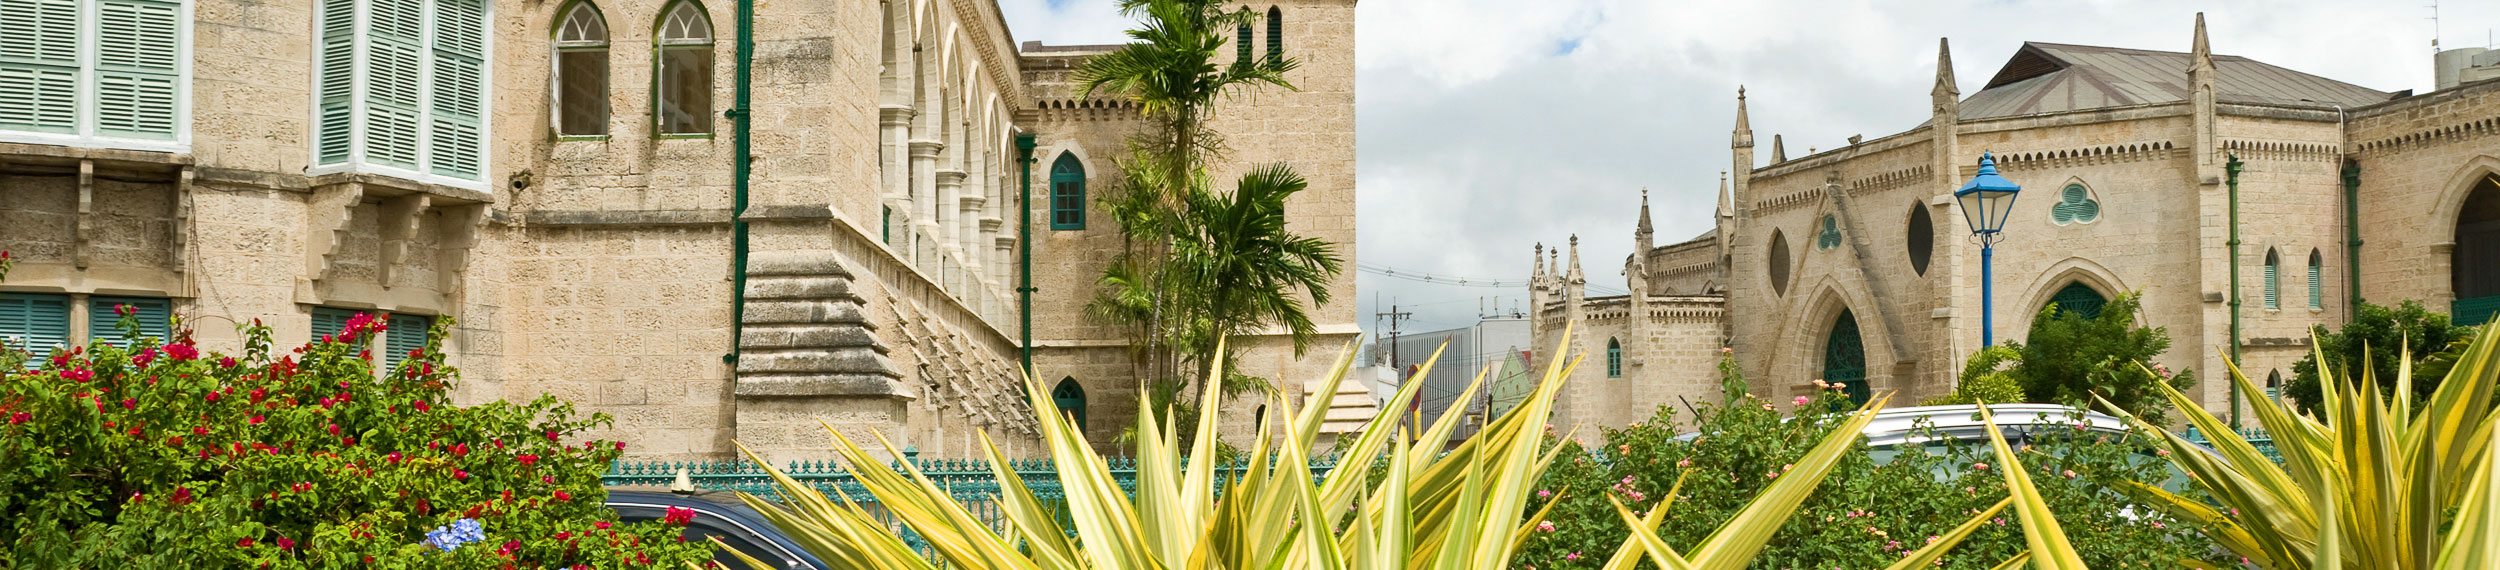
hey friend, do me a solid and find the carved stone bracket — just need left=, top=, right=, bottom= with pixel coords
left=172, top=167, right=194, bottom=280
left=73, top=160, right=94, bottom=269
left=434, top=204, right=487, bottom=308
left=377, top=194, right=431, bottom=289
left=302, top=183, right=365, bottom=285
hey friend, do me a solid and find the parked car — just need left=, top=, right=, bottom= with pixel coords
left=606, top=490, right=831, bottom=570
left=1678, top=403, right=2219, bottom=491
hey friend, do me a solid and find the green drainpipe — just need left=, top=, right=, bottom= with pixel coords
left=2343, top=162, right=2362, bottom=314
left=724, top=0, right=753, bottom=366
left=2227, top=154, right=2244, bottom=428
left=1016, top=134, right=1037, bottom=378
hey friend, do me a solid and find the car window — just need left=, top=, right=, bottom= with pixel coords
left=615, top=505, right=808, bottom=570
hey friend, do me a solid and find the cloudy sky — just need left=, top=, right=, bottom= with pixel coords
left=996, top=0, right=2500, bottom=342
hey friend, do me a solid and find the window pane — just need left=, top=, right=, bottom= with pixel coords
left=658, top=47, right=712, bottom=134
left=558, top=49, right=609, bottom=135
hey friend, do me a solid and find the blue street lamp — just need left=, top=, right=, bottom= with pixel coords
left=1956, top=152, right=2022, bottom=347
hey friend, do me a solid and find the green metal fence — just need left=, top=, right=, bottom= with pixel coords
left=2181, top=426, right=2282, bottom=463
left=603, top=449, right=1351, bottom=562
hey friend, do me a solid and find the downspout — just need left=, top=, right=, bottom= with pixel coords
left=725, top=0, right=753, bottom=366
left=2226, top=154, right=2244, bottom=427
left=1016, top=134, right=1037, bottom=377
left=2337, top=104, right=2361, bottom=315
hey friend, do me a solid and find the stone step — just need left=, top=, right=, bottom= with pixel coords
left=745, top=276, right=856, bottom=300
left=733, top=373, right=908, bottom=398
left=741, top=299, right=868, bottom=325
left=746, top=251, right=854, bottom=278
left=739, top=323, right=884, bottom=351
left=737, top=346, right=898, bottom=376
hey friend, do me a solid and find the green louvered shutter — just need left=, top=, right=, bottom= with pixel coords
left=1, top=293, right=74, bottom=365
left=363, top=0, right=424, bottom=169
left=384, top=313, right=430, bottom=367
left=427, top=0, right=485, bottom=180
left=88, top=296, right=173, bottom=347
left=0, top=0, right=81, bottom=134
left=93, top=0, right=181, bottom=140
left=2263, top=263, right=2279, bottom=309
left=2308, top=256, right=2323, bottom=310
left=316, top=0, right=357, bottom=164
left=311, top=306, right=356, bottom=340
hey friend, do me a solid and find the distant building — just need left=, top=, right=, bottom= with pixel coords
left=1374, top=317, right=1531, bottom=442
left=1534, top=14, right=2500, bottom=434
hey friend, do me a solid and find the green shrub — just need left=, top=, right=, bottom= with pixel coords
left=2007, top=291, right=2194, bottom=424
left=1510, top=354, right=2219, bottom=569
left=1924, top=345, right=2025, bottom=406
left=2286, top=300, right=2476, bottom=413
left=0, top=312, right=712, bottom=568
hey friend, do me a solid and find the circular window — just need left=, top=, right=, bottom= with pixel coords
left=1768, top=230, right=1792, bottom=297
left=1907, top=204, right=1933, bottom=276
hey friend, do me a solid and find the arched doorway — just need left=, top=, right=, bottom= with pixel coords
left=1052, top=377, right=1087, bottom=431
left=2045, top=282, right=2108, bottom=320
left=2454, top=174, right=2500, bottom=324
left=1822, top=309, right=1869, bottom=405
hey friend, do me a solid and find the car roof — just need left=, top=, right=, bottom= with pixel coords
left=605, top=490, right=832, bottom=570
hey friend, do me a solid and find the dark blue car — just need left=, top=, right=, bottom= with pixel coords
left=606, top=490, right=831, bottom=570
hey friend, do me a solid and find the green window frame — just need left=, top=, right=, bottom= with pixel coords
left=0, top=0, right=188, bottom=149
left=311, top=306, right=359, bottom=340
left=2263, top=249, right=2280, bottom=310
left=652, top=0, right=713, bottom=137
left=385, top=313, right=432, bottom=368
left=0, top=293, right=73, bottom=366
left=1052, top=377, right=1087, bottom=430
left=1049, top=153, right=1086, bottom=230
left=312, top=0, right=491, bottom=186
left=1604, top=338, right=1621, bottom=378
left=87, top=295, right=172, bottom=347
left=2046, top=282, right=2107, bottom=320
left=2308, top=249, right=2323, bottom=310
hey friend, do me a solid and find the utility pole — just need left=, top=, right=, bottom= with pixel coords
left=1376, top=301, right=1413, bottom=439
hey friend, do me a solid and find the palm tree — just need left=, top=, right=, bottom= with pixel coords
left=1172, top=164, right=1343, bottom=376
left=1077, top=0, right=1295, bottom=200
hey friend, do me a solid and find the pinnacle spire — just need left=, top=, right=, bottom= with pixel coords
left=1932, top=37, right=1959, bottom=98
left=1716, top=172, right=1733, bottom=218
left=1731, top=87, right=1754, bottom=148
left=1566, top=234, right=1583, bottom=280
left=1533, top=242, right=1547, bottom=280
left=2189, top=12, right=2213, bottom=73
left=1770, top=134, right=1786, bottom=163
left=1636, top=189, right=1654, bottom=235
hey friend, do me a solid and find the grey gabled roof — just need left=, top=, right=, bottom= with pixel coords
left=1958, top=42, right=2394, bottom=120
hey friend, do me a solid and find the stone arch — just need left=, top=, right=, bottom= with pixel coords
left=2438, top=155, right=2500, bottom=323
left=1778, top=280, right=1890, bottom=402
left=2007, top=257, right=2131, bottom=335
left=1052, top=377, right=1087, bottom=431
left=879, top=0, right=907, bottom=104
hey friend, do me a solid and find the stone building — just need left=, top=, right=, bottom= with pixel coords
left=0, top=0, right=1357, bottom=461
left=1534, top=14, right=2500, bottom=434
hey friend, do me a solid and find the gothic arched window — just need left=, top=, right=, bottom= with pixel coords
left=2263, top=248, right=2281, bottom=310
left=1050, top=153, right=1086, bottom=230
left=1605, top=338, right=1622, bottom=378
left=654, top=0, right=714, bottom=135
left=1265, top=6, right=1283, bottom=64
left=553, top=2, right=610, bottom=136
left=1052, top=377, right=1087, bottom=430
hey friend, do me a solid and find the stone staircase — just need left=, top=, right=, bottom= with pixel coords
left=734, top=252, right=904, bottom=397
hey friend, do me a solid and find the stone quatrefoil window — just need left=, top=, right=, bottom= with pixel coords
left=2050, top=183, right=2100, bottom=225
left=1815, top=215, right=1841, bottom=250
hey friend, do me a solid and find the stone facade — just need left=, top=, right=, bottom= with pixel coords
left=1534, top=16, right=2500, bottom=435
left=0, top=0, right=1357, bottom=462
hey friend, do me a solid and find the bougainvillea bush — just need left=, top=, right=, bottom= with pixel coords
left=1511, top=354, right=2223, bottom=570
left=0, top=310, right=712, bottom=568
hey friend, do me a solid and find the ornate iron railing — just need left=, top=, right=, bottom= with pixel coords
left=2181, top=426, right=2282, bottom=463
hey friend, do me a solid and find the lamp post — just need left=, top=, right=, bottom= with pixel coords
left=1956, top=152, right=2022, bottom=347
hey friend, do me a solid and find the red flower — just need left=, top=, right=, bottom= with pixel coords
left=594, top=521, right=611, bottom=530
left=249, top=415, right=264, bottom=425
left=498, top=540, right=520, bottom=556
left=114, top=304, right=135, bottom=316
left=614, top=441, right=627, bottom=451
left=387, top=452, right=403, bottom=463
left=194, top=426, right=210, bottom=435
left=516, top=454, right=538, bottom=465
left=236, top=538, right=254, bottom=548
left=121, top=398, right=136, bottom=410
left=326, top=424, right=340, bottom=435
left=414, top=401, right=431, bottom=412
left=545, top=430, right=560, bottom=442
left=454, top=470, right=470, bottom=481
left=164, top=343, right=198, bottom=361
left=554, top=531, right=572, bottom=541
left=342, top=436, right=355, bottom=446
left=204, top=391, right=219, bottom=402
left=554, top=490, right=572, bottom=501
left=249, top=388, right=266, bottom=403
left=132, top=348, right=154, bottom=367
left=218, top=356, right=237, bottom=368
left=171, top=487, right=193, bottom=505
left=275, top=537, right=294, bottom=550
left=662, top=506, right=698, bottom=525
left=451, top=443, right=469, bottom=456
left=167, top=435, right=183, bottom=446
left=7, top=412, right=25, bottom=424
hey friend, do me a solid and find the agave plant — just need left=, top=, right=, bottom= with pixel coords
left=2101, top=325, right=2500, bottom=569
left=716, top=329, right=1600, bottom=570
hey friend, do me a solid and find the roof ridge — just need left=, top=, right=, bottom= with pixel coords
left=2022, top=40, right=2256, bottom=63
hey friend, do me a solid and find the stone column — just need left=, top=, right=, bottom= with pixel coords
left=936, top=169, right=969, bottom=265
left=880, top=105, right=915, bottom=247
left=909, top=139, right=944, bottom=266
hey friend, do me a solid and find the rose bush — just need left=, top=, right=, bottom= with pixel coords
left=0, top=308, right=713, bottom=568
left=1510, top=354, right=2223, bottom=569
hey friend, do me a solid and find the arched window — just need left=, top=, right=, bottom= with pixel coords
left=1823, top=309, right=1869, bottom=406
left=2046, top=282, right=2108, bottom=320
left=553, top=2, right=609, bottom=136
left=1236, top=22, right=1253, bottom=64
left=1767, top=230, right=1791, bottom=296
left=1052, top=377, right=1087, bottom=431
left=2263, top=248, right=2281, bottom=310
left=2308, top=249, right=2324, bottom=310
left=654, top=1, right=713, bottom=135
left=1906, top=203, right=1933, bottom=276
left=1605, top=338, right=1622, bottom=378
left=2454, top=175, right=2500, bottom=324
left=1265, top=6, right=1283, bottom=64
left=1050, top=153, right=1086, bottom=230
left=2265, top=370, right=2283, bottom=401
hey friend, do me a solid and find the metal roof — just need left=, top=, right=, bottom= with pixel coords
left=1959, top=42, right=2394, bottom=120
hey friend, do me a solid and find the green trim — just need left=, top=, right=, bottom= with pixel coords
left=653, top=133, right=714, bottom=140
left=2343, top=162, right=2363, bottom=314
left=556, top=135, right=608, bottom=142
left=724, top=0, right=749, bottom=367
left=1604, top=337, right=1621, bottom=378
left=1048, top=153, right=1086, bottom=230
left=1017, top=134, right=1036, bottom=377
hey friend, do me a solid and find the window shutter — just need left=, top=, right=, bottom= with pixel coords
left=316, top=0, right=358, bottom=164
left=427, top=0, right=485, bottom=179
left=2263, top=264, right=2278, bottom=309
left=0, top=293, right=74, bottom=365
left=93, top=0, right=180, bottom=140
left=311, top=306, right=356, bottom=339
left=384, top=313, right=430, bottom=367
left=362, top=0, right=425, bottom=169
left=89, top=296, right=174, bottom=347
left=0, top=0, right=81, bottom=134
left=2309, top=263, right=2322, bottom=309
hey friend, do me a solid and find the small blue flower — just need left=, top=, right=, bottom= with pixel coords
left=423, top=518, right=487, bottom=552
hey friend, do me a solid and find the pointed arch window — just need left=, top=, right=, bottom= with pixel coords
left=1823, top=310, right=1868, bottom=406
left=2307, top=249, right=2323, bottom=310
left=654, top=0, right=713, bottom=135
left=1052, top=377, right=1087, bottom=430
left=2046, top=282, right=2107, bottom=320
left=1050, top=153, right=1086, bottom=230
left=1767, top=230, right=1791, bottom=297
left=1236, top=22, right=1253, bottom=64
left=553, top=1, right=609, bottom=137
left=1265, top=6, right=1284, bottom=64
left=1605, top=338, right=1622, bottom=378
left=1907, top=203, right=1933, bottom=276
left=2263, top=248, right=2281, bottom=310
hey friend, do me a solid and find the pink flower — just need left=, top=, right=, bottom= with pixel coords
left=1719, top=347, right=1731, bottom=354
left=121, top=398, right=135, bottom=410
left=132, top=348, right=155, bottom=367
left=1675, top=458, right=1691, bottom=468
left=8, top=412, right=27, bottom=424
left=1536, top=489, right=1551, bottom=498
left=1565, top=552, right=1582, bottom=561
left=164, top=343, right=198, bottom=361
left=2062, top=470, right=2077, bottom=479
left=1973, top=463, right=1989, bottom=471
left=1793, top=396, right=1810, bottom=406
left=248, top=415, right=264, bottom=425
left=1536, top=521, right=1556, bottom=532
left=217, top=356, right=237, bottom=368
left=662, top=506, right=699, bottom=525
left=454, top=470, right=470, bottom=480
left=594, top=521, right=612, bottom=530
left=236, top=538, right=254, bottom=548
left=386, top=452, right=402, bottom=463
left=451, top=443, right=469, bottom=456
left=1760, top=403, right=1774, bottom=410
